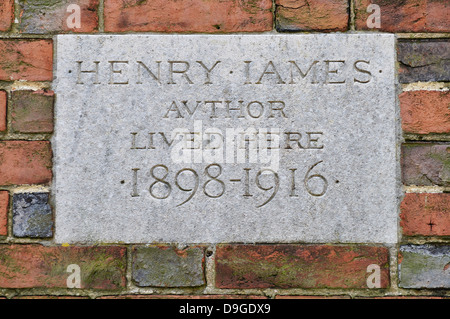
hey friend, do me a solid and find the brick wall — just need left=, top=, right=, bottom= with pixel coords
left=0, top=0, right=448, bottom=299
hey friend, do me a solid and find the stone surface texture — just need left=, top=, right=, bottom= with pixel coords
left=53, top=34, right=398, bottom=244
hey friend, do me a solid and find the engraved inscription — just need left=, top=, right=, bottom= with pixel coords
left=75, top=59, right=374, bottom=85
left=54, top=34, right=397, bottom=244
left=131, top=164, right=328, bottom=207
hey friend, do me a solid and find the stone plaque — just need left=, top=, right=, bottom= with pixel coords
left=53, top=34, right=399, bottom=244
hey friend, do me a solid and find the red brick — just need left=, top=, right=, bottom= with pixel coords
left=104, top=0, right=273, bottom=33
left=215, top=245, right=390, bottom=289
left=0, top=0, right=13, bottom=31
left=0, top=40, right=53, bottom=81
left=0, top=90, right=6, bottom=132
left=99, top=294, right=267, bottom=299
left=0, top=191, right=8, bottom=236
left=14, top=296, right=89, bottom=299
left=0, top=245, right=126, bottom=289
left=356, top=296, right=447, bottom=299
left=0, top=141, right=52, bottom=186
left=400, top=91, right=450, bottom=135
left=276, top=295, right=351, bottom=299
left=275, top=0, right=349, bottom=32
left=355, top=0, right=450, bottom=32
left=400, top=193, right=449, bottom=236
left=18, top=0, right=99, bottom=34
left=11, top=90, right=54, bottom=133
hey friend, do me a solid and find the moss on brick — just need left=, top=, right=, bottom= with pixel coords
left=132, top=246, right=205, bottom=287
left=216, top=245, right=389, bottom=289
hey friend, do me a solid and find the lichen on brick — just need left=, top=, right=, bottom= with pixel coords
left=132, top=245, right=205, bottom=287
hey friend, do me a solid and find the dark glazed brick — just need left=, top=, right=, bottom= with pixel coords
left=398, top=40, right=450, bottom=83
left=401, top=143, right=450, bottom=187
left=132, top=246, right=205, bottom=287
left=13, top=193, right=53, bottom=238
left=275, top=0, right=349, bottom=32
left=11, top=90, right=54, bottom=133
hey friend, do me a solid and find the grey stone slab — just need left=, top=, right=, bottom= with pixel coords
left=399, top=245, right=450, bottom=289
left=53, top=34, right=399, bottom=244
left=13, top=193, right=53, bottom=238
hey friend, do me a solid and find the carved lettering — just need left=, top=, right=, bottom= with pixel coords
left=325, top=60, right=346, bottom=84
left=255, top=61, right=286, bottom=84
left=73, top=59, right=375, bottom=85
left=76, top=61, right=100, bottom=84
left=164, top=101, right=184, bottom=118
left=168, top=61, right=193, bottom=84
left=136, top=61, right=161, bottom=84
left=109, top=61, right=129, bottom=85
left=196, top=61, right=221, bottom=84
left=288, top=60, right=319, bottom=84
left=354, top=60, right=372, bottom=83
